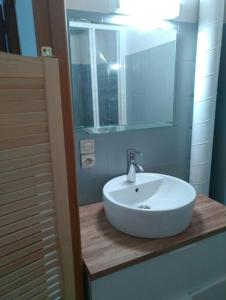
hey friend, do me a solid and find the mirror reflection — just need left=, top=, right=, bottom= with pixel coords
left=69, top=18, right=177, bottom=133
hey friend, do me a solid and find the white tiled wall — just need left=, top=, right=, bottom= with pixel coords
left=189, top=0, right=225, bottom=195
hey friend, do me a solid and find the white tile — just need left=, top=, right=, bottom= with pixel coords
left=192, top=120, right=213, bottom=145
left=195, top=49, right=219, bottom=78
left=192, top=98, right=216, bottom=124
left=190, top=163, right=209, bottom=183
left=194, top=74, right=218, bottom=101
left=197, top=21, right=223, bottom=52
left=199, top=0, right=225, bottom=28
left=190, top=142, right=210, bottom=165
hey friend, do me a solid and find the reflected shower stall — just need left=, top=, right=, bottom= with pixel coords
left=68, top=22, right=126, bottom=131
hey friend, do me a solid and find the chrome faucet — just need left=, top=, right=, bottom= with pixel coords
left=127, top=149, right=144, bottom=183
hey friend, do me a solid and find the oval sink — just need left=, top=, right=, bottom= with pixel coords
left=103, top=173, right=197, bottom=238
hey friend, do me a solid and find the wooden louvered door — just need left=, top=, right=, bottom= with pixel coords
left=0, top=52, right=76, bottom=299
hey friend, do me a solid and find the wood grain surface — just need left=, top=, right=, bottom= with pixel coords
left=79, top=196, right=226, bottom=280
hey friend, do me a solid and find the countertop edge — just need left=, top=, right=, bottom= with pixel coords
left=84, top=226, right=226, bottom=280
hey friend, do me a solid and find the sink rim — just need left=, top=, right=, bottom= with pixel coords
left=103, top=173, right=197, bottom=213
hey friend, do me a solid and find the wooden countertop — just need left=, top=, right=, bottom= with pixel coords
left=79, top=196, right=226, bottom=280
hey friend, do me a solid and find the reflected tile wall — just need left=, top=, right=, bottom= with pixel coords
left=71, top=64, right=93, bottom=127
left=97, top=64, right=118, bottom=126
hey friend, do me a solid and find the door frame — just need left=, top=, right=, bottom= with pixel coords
left=32, top=1, right=84, bottom=299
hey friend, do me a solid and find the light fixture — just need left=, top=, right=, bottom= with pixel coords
left=117, top=0, right=181, bottom=20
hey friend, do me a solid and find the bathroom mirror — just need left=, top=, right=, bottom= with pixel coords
left=68, top=16, right=177, bottom=134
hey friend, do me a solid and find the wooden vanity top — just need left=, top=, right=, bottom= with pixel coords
left=79, top=196, right=226, bottom=280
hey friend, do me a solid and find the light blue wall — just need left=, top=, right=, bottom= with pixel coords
left=74, top=23, right=198, bottom=205
left=15, top=0, right=37, bottom=56
left=210, top=24, right=226, bottom=205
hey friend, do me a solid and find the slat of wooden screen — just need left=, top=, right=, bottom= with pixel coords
left=0, top=133, right=49, bottom=150
left=0, top=100, right=46, bottom=113
left=33, top=288, right=62, bottom=300
left=1, top=244, right=57, bottom=277
left=0, top=163, right=51, bottom=184
left=0, top=209, right=55, bottom=238
left=1, top=271, right=62, bottom=300
left=0, top=53, right=43, bottom=78
left=0, top=201, right=54, bottom=227
left=0, top=192, right=54, bottom=216
left=0, top=218, right=55, bottom=248
left=44, top=57, right=76, bottom=299
left=0, top=235, right=57, bottom=267
left=0, top=153, right=51, bottom=173
left=0, top=89, right=45, bottom=101
left=0, top=182, right=53, bottom=205
left=0, top=254, right=59, bottom=288
left=0, top=265, right=61, bottom=297
left=0, top=226, right=56, bottom=257
left=0, top=173, right=52, bottom=195
left=0, top=77, right=44, bottom=89
left=0, top=112, right=47, bottom=126
left=0, top=123, right=48, bottom=139
left=0, top=143, right=50, bottom=161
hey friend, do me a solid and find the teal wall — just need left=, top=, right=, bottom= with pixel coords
left=15, top=0, right=37, bottom=56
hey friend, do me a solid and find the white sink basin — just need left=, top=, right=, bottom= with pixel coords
left=103, top=173, right=197, bottom=238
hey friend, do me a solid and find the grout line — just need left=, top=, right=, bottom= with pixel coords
left=191, top=161, right=209, bottom=167
left=194, top=96, right=217, bottom=103
left=191, top=141, right=209, bottom=146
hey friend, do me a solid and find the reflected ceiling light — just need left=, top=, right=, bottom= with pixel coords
left=110, top=14, right=174, bottom=31
left=117, top=0, right=181, bottom=20
left=131, top=19, right=174, bottom=32
left=110, top=63, right=121, bottom=71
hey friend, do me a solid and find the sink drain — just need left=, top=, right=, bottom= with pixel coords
left=138, top=205, right=151, bottom=210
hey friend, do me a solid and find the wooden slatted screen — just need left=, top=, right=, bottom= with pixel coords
left=0, top=52, right=76, bottom=300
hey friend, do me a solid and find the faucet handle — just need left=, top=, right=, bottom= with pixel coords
left=127, top=149, right=143, bottom=157
left=134, top=150, right=143, bottom=157
left=127, top=149, right=143, bottom=163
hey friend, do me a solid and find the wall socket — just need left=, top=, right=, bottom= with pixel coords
left=81, top=154, right=95, bottom=169
left=80, top=139, right=95, bottom=154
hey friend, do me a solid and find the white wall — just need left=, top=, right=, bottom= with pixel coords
left=189, top=0, right=224, bottom=195
left=176, top=0, right=199, bottom=23
left=125, top=28, right=176, bottom=56
left=66, top=0, right=116, bottom=13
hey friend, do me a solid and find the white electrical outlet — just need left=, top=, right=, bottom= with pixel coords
left=41, top=46, right=53, bottom=57
left=81, top=154, right=95, bottom=169
left=80, top=139, right=95, bottom=154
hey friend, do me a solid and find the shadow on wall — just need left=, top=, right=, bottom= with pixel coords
left=210, top=24, right=226, bottom=205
